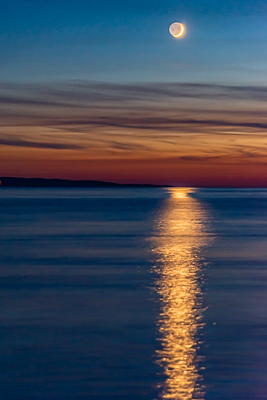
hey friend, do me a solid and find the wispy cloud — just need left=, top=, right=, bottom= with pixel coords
left=1, top=80, right=267, bottom=157
left=47, top=116, right=267, bottom=132
left=0, top=136, right=83, bottom=150
left=2, top=81, right=267, bottom=106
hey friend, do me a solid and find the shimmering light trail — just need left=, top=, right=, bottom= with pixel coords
left=153, top=188, right=210, bottom=399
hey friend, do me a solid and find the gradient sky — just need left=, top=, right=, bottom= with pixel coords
left=1, top=0, right=267, bottom=185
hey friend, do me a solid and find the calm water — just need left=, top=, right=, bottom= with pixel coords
left=0, top=188, right=266, bottom=399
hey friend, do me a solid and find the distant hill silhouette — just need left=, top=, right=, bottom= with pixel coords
left=0, top=177, right=162, bottom=188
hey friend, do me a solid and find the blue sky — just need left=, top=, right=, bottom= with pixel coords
left=1, top=0, right=267, bottom=84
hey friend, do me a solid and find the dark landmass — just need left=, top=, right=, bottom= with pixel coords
left=0, top=177, right=163, bottom=188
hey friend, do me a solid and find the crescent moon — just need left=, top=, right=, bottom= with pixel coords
left=169, top=22, right=185, bottom=39
left=174, top=23, right=185, bottom=38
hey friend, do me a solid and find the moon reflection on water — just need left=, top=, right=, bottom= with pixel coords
left=152, top=188, right=210, bottom=400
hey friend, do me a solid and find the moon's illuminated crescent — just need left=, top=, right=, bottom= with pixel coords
left=169, top=22, right=185, bottom=38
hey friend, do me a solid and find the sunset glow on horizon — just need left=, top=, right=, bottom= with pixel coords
left=1, top=81, right=267, bottom=186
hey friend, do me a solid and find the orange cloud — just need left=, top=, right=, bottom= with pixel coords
left=1, top=81, right=267, bottom=186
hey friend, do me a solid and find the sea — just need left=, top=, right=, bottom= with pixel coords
left=0, top=187, right=266, bottom=400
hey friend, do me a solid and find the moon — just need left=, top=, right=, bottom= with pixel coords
left=169, top=22, right=185, bottom=38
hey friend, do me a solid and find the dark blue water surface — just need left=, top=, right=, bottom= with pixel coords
left=0, top=188, right=266, bottom=400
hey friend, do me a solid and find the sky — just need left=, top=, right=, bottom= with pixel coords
left=1, top=0, right=267, bottom=186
